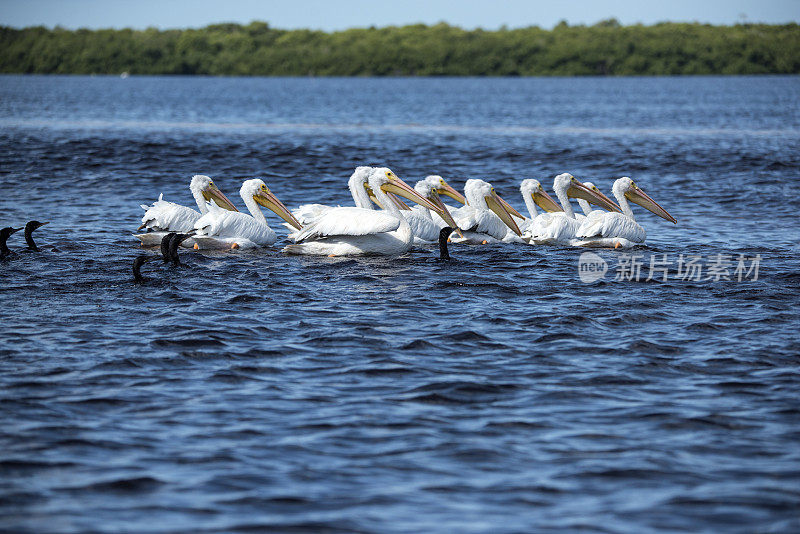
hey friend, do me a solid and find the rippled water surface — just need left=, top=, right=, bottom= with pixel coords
left=1, top=75, right=799, bottom=533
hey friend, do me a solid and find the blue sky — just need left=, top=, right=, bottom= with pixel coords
left=1, top=0, right=798, bottom=30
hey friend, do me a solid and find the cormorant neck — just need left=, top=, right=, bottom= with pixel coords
left=438, top=227, right=451, bottom=260
left=24, top=226, right=38, bottom=251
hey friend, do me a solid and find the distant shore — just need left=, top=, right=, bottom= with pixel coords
left=1, top=20, right=797, bottom=76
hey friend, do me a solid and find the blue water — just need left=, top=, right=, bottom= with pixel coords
left=1, top=75, right=799, bottom=533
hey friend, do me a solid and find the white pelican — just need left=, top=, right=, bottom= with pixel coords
left=291, top=166, right=374, bottom=225
left=574, top=177, right=677, bottom=248
left=283, top=168, right=449, bottom=256
left=135, top=175, right=238, bottom=246
left=505, top=179, right=563, bottom=242
left=450, top=179, right=523, bottom=244
left=403, top=176, right=465, bottom=244
left=191, top=179, right=302, bottom=249
left=527, top=173, right=621, bottom=245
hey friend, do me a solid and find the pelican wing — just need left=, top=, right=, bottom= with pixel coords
left=194, top=203, right=277, bottom=245
left=513, top=214, right=530, bottom=234
left=524, top=213, right=553, bottom=239
left=453, top=206, right=507, bottom=241
left=291, top=203, right=338, bottom=226
left=140, top=194, right=201, bottom=232
left=576, top=212, right=646, bottom=243
left=291, top=207, right=401, bottom=243
left=529, top=213, right=581, bottom=244
left=403, top=207, right=440, bottom=242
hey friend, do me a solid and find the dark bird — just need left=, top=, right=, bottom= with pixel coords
left=24, top=220, right=48, bottom=251
left=438, top=226, right=453, bottom=261
left=160, top=232, right=177, bottom=263
left=1, top=227, right=22, bottom=258
left=168, top=233, right=192, bottom=266
left=132, top=255, right=151, bottom=283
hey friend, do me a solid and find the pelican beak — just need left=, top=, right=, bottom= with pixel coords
left=567, top=178, right=621, bottom=213
left=389, top=193, right=412, bottom=211
left=590, top=188, right=620, bottom=213
left=203, top=184, right=239, bottom=212
left=533, top=189, right=563, bottom=212
left=626, top=185, right=677, bottom=224
left=496, top=194, right=524, bottom=219
left=254, top=189, right=303, bottom=230
left=367, top=185, right=411, bottom=211
left=485, top=190, right=521, bottom=236
left=382, top=175, right=439, bottom=212
left=436, top=180, right=466, bottom=205
left=429, top=191, right=464, bottom=238
left=365, top=184, right=384, bottom=209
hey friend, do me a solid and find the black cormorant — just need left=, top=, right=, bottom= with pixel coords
left=168, top=233, right=192, bottom=266
left=132, top=255, right=151, bottom=283
left=24, top=221, right=48, bottom=251
left=160, top=232, right=177, bottom=263
left=0, top=227, right=22, bottom=258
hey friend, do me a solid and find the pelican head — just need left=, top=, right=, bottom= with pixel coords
left=425, top=175, right=467, bottom=205
left=351, top=166, right=409, bottom=211
left=615, top=177, right=677, bottom=223
left=241, top=178, right=303, bottom=230
left=349, top=166, right=374, bottom=189
left=414, top=179, right=464, bottom=237
left=191, top=174, right=238, bottom=212
left=520, top=179, right=562, bottom=213
left=554, top=173, right=621, bottom=213
left=464, top=179, right=523, bottom=236
left=366, top=168, right=439, bottom=209
left=366, top=186, right=412, bottom=211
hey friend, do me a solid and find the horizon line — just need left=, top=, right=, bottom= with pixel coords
left=3, top=18, right=798, bottom=33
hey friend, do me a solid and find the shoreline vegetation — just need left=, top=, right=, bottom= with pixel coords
left=1, top=20, right=798, bottom=76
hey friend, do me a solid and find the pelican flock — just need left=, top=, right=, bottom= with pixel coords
left=132, top=168, right=676, bottom=256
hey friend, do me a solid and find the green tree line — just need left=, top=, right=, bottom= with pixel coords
left=1, top=20, right=798, bottom=76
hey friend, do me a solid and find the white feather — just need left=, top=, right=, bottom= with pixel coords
left=451, top=205, right=508, bottom=242
left=403, top=206, right=447, bottom=243
left=139, top=193, right=201, bottom=232
left=290, top=207, right=400, bottom=242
